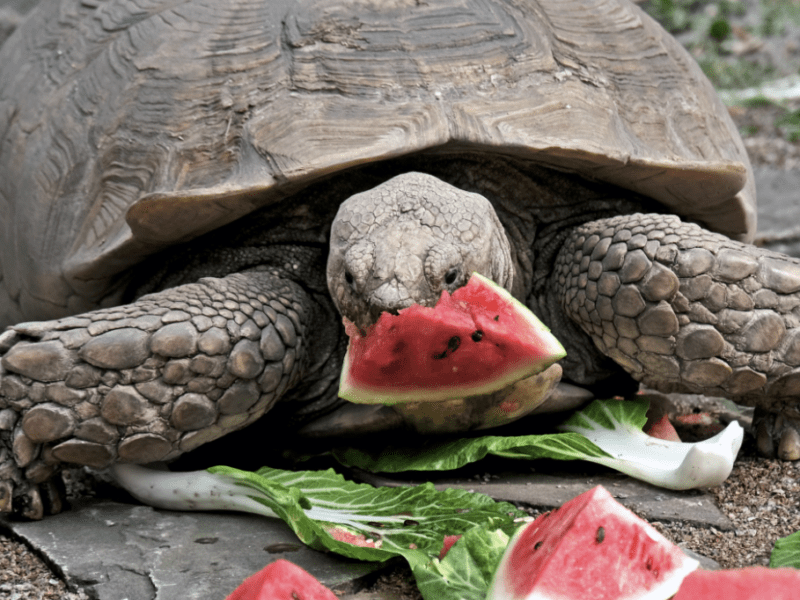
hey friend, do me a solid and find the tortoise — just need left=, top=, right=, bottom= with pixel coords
left=0, top=0, right=798, bottom=519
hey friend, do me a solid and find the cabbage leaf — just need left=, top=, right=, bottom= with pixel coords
left=334, top=398, right=744, bottom=490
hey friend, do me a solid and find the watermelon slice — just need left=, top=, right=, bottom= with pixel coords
left=672, top=566, right=800, bottom=599
left=487, top=485, right=698, bottom=600
left=340, top=273, right=566, bottom=404
left=226, top=559, right=337, bottom=600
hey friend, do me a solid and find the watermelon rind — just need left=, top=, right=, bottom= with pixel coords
left=391, top=363, right=564, bottom=433
left=486, top=486, right=699, bottom=600
left=672, top=566, right=800, bottom=600
left=339, top=273, right=566, bottom=404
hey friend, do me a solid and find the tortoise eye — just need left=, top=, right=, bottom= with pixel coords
left=445, top=268, right=459, bottom=286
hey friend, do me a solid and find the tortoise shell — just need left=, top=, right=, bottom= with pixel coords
left=0, top=0, right=754, bottom=324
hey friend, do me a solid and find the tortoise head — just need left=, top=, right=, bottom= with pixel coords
left=327, top=172, right=515, bottom=330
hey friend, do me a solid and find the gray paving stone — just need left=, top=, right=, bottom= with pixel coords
left=2, top=498, right=381, bottom=600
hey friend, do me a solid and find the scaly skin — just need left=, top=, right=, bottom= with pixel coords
left=0, top=269, right=342, bottom=518
left=327, top=172, right=518, bottom=330
left=0, top=171, right=519, bottom=518
left=554, top=213, right=800, bottom=460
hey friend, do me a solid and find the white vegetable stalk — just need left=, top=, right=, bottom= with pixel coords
left=111, top=464, right=409, bottom=528
left=560, top=402, right=744, bottom=490
left=110, top=464, right=278, bottom=517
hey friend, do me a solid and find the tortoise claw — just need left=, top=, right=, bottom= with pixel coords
left=0, top=421, right=66, bottom=519
left=0, top=480, right=12, bottom=513
left=40, top=478, right=66, bottom=515
left=21, top=486, right=43, bottom=520
left=754, top=409, right=800, bottom=461
left=779, top=427, right=800, bottom=461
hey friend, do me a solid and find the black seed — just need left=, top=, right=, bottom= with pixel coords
left=264, top=542, right=301, bottom=553
left=403, top=519, right=420, bottom=527
left=433, top=335, right=461, bottom=359
left=534, top=541, right=543, bottom=550
left=595, top=526, right=605, bottom=543
left=292, top=592, right=301, bottom=600
left=194, top=537, right=218, bottom=545
left=494, top=315, right=500, bottom=321
left=471, top=330, right=484, bottom=342
left=646, top=556, right=653, bottom=570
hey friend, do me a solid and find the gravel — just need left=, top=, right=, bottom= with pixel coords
left=0, top=536, right=89, bottom=600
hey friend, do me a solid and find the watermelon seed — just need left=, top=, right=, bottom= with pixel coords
left=433, top=335, right=461, bottom=359
left=403, top=519, right=420, bottom=527
left=292, top=592, right=301, bottom=600
left=471, top=330, right=484, bottom=342
left=494, top=315, right=499, bottom=321
left=595, top=526, right=605, bottom=543
left=646, top=556, right=653, bottom=571
left=534, top=541, right=543, bottom=550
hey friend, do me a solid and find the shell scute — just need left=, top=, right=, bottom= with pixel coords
left=0, top=0, right=754, bottom=323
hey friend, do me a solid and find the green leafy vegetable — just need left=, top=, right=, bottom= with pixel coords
left=333, top=430, right=607, bottom=472
left=771, top=530, right=800, bottom=569
left=112, top=463, right=525, bottom=569
left=335, top=399, right=744, bottom=490
left=413, top=526, right=512, bottom=600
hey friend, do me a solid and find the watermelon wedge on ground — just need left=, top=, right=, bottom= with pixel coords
left=487, top=485, right=698, bottom=600
left=226, top=559, right=337, bottom=600
left=339, top=273, right=566, bottom=404
left=672, top=566, right=800, bottom=599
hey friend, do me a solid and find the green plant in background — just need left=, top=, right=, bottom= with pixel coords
left=776, top=107, right=800, bottom=141
left=760, top=0, right=800, bottom=37
left=640, top=0, right=800, bottom=90
left=643, top=0, right=696, bottom=33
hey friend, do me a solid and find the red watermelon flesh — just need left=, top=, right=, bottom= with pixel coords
left=226, top=559, right=337, bottom=600
left=487, top=485, right=698, bottom=600
left=672, top=566, right=800, bottom=599
left=339, top=273, right=566, bottom=404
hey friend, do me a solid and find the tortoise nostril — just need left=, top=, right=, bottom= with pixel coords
left=345, top=271, right=354, bottom=286
left=445, top=268, right=458, bottom=285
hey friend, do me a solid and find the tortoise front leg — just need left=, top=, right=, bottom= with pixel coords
left=0, top=269, right=340, bottom=518
left=555, top=213, right=800, bottom=460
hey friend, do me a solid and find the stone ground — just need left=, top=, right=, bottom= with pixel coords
left=3, top=1, right=800, bottom=599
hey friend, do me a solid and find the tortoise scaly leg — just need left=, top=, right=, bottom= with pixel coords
left=555, top=213, right=800, bottom=460
left=0, top=269, right=340, bottom=518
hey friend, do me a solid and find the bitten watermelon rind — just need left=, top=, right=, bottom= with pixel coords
left=672, top=566, right=800, bottom=600
left=339, top=273, right=566, bottom=404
